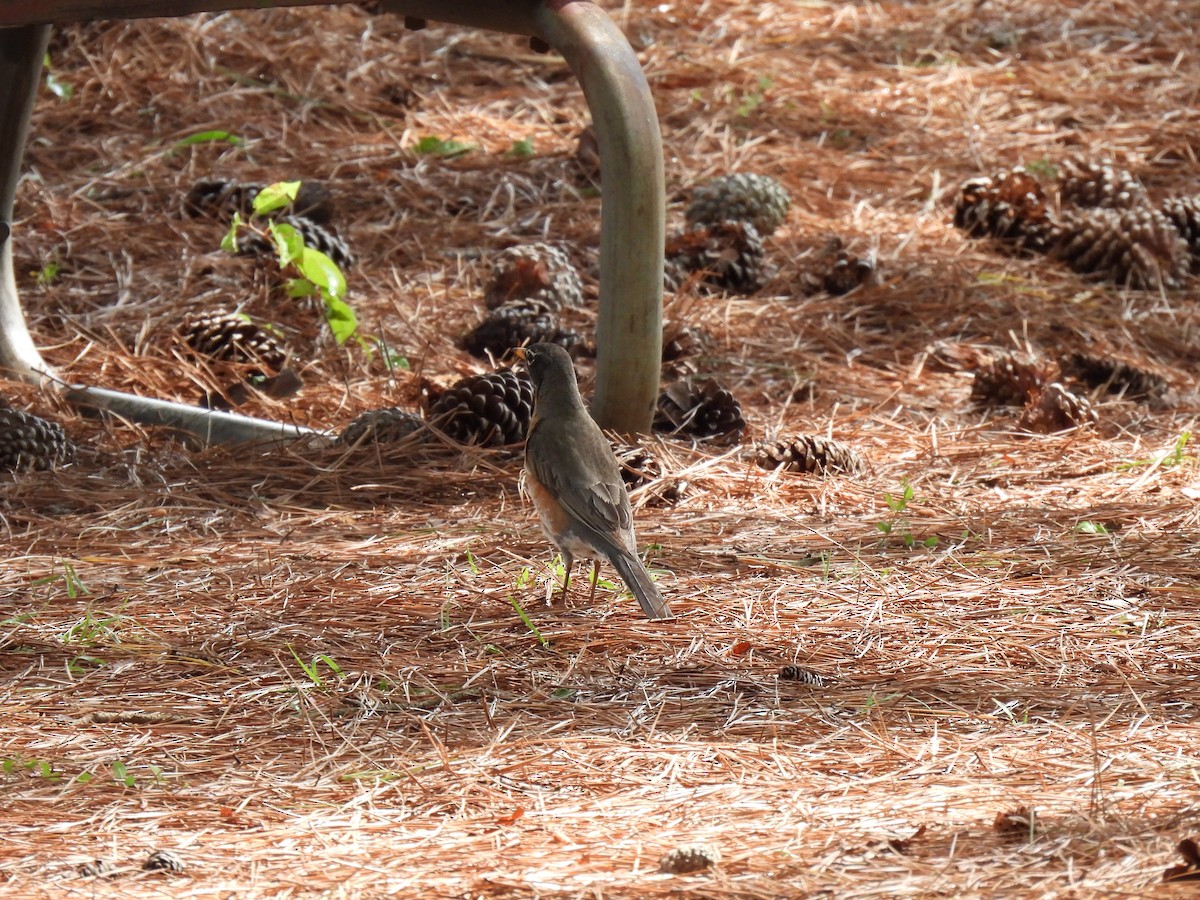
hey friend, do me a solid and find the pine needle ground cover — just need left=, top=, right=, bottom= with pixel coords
left=2, top=1, right=1199, bottom=896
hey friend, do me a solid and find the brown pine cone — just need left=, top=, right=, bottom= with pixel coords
left=655, top=377, right=745, bottom=443
left=1050, top=206, right=1189, bottom=290
left=953, top=169, right=1056, bottom=253
left=424, top=368, right=533, bottom=446
left=1161, top=194, right=1200, bottom=259
left=235, top=215, right=355, bottom=270
left=337, top=407, right=426, bottom=447
left=754, top=434, right=865, bottom=476
left=686, top=173, right=791, bottom=236
left=1018, top=382, right=1097, bottom=433
left=665, top=220, right=770, bottom=294
left=971, top=352, right=1054, bottom=407
left=180, top=311, right=289, bottom=374
left=183, top=179, right=335, bottom=226
left=658, top=845, right=720, bottom=875
left=484, top=243, right=582, bottom=311
left=611, top=441, right=663, bottom=489
left=1058, top=158, right=1149, bottom=211
left=1058, top=352, right=1169, bottom=403
left=0, top=408, right=75, bottom=471
left=461, top=299, right=580, bottom=360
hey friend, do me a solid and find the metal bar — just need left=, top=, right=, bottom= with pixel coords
left=535, top=1, right=664, bottom=434
left=0, top=24, right=51, bottom=380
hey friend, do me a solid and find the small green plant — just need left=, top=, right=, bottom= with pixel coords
left=1024, top=156, right=1058, bottom=179
left=111, top=760, right=136, bottom=789
left=2, top=756, right=62, bottom=783
left=729, top=75, right=773, bottom=117
left=173, top=129, right=244, bottom=151
left=61, top=608, right=125, bottom=646
left=287, top=644, right=344, bottom=688
left=1118, top=430, right=1194, bottom=470
left=31, top=560, right=88, bottom=598
left=34, top=261, right=61, bottom=285
left=507, top=137, right=535, bottom=158
left=414, top=135, right=475, bottom=158
left=223, top=181, right=357, bottom=344
left=876, top=481, right=939, bottom=549
left=509, top=568, right=548, bottom=648
left=42, top=53, right=73, bottom=100
left=1074, top=520, right=1110, bottom=535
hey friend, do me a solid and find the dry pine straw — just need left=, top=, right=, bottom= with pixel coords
left=2, top=0, right=1200, bottom=897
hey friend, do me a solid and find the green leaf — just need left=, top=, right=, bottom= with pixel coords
left=322, top=293, right=358, bottom=345
left=268, top=222, right=305, bottom=268
left=174, top=129, right=244, bottom=149
left=297, top=247, right=347, bottom=301
left=414, top=135, right=475, bottom=158
left=285, top=278, right=318, bottom=298
left=509, top=596, right=548, bottom=647
left=43, top=55, right=73, bottom=100
left=252, top=181, right=301, bottom=216
left=1074, top=520, right=1109, bottom=535
left=221, top=211, right=243, bottom=254
left=508, top=138, right=535, bottom=158
left=75, top=771, right=93, bottom=784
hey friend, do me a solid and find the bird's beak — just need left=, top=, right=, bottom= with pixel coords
left=512, top=347, right=528, bottom=362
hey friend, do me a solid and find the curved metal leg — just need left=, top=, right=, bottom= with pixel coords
left=0, top=1, right=664, bottom=441
left=0, top=24, right=52, bottom=381
left=534, top=2, right=665, bottom=435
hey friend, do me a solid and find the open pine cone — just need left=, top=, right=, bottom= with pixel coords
left=484, top=243, right=582, bottom=311
left=423, top=369, right=533, bottom=446
left=337, top=407, right=426, bottom=447
left=665, top=220, right=770, bottom=294
left=0, top=408, right=75, bottom=471
left=1161, top=194, right=1200, bottom=259
left=1058, top=352, right=1169, bottom=403
left=971, top=352, right=1054, bottom=408
left=754, top=434, right=866, bottom=476
left=1051, top=205, right=1189, bottom=290
left=655, top=377, right=745, bottom=443
left=1057, top=158, right=1149, bottom=211
left=953, top=168, right=1056, bottom=253
left=180, top=311, right=289, bottom=374
left=234, top=214, right=355, bottom=270
left=686, top=173, right=791, bottom=236
left=611, top=441, right=663, bottom=490
left=461, top=299, right=581, bottom=360
left=1018, top=382, right=1098, bottom=433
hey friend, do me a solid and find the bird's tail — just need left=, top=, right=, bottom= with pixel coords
left=609, top=549, right=673, bottom=620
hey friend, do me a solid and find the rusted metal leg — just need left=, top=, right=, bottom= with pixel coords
left=0, top=24, right=52, bottom=381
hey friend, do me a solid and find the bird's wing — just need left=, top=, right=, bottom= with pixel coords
left=527, top=417, right=633, bottom=545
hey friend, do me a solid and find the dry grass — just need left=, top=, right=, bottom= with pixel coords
left=3, top=0, right=1200, bottom=896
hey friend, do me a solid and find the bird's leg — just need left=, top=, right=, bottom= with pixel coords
left=558, top=552, right=574, bottom=603
left=587, top=561, right=600, bottom=604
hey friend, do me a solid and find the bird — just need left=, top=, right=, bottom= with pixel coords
left=515, top=343, right=673, bottom=620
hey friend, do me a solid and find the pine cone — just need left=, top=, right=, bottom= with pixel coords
left=611, top=441, right=662, bottom=489
left=180, top=311, right=289, bottom=374
left=337, top=407, right=426, bottom=447
left=461, top=299, right=580, bottom=360
left=686, top=173, right=791, bottom=236
left=971, top=352, right=1053, bottom=407
left=658, top=845, right=720, bottom=875
left=661, top=324, right=707, bottom=363
left=953, top=169, right=1056, bottom=252
left=183, top=179, right=335, bottom=226
left=1058, top=158, right=1149, bottom=211
left=1161, top=194, right=1200, bottom=259
left=754, top=434, right=865, bottom=476
left=0, top=408, right=75, bottom=471
left=1018, top=382, right=1097, bottom=433
left=1058, top=352, right=1168, bottom=402
left=1051, top=206, right=1189, bottom=289
left=424, top=368, right=533, bottom=446
left=484, top=243, right=582, bottom=311
left=235, top=215, right=355, bottom=270
left=655, top=378, right=745, bottom=443
left=665, top=220, right=770, bottom=294
left=819, top=239, right=875, bottom=295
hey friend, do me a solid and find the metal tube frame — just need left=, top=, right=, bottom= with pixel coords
left=0, top=0, right=664, bottom=441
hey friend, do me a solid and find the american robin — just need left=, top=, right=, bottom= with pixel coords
left=515, top=343, right=673, bottom=620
